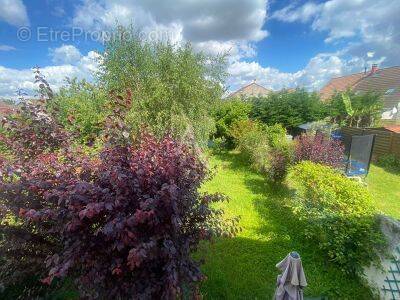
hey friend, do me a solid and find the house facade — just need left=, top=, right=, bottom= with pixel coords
left=228, top=80, right=272, bottom=99
left=320, top=65, right=400, bottom=122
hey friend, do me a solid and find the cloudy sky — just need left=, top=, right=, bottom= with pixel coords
left=0, top=0, right=399, bottom=99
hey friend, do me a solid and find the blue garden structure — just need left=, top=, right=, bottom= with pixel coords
left=345, top=134, right=375, bottom=177
left=330, top=130, right=343, bottom=141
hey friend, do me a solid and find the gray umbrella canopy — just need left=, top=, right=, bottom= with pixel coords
left=275, top=252, right=307, bottom=300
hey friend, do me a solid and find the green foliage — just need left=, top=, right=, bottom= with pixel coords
left=251, top=89, right=326, bottom=130
left=49, top=79, right=107, bottom=143
left=201, top=152, right=374, bottom=299
left=328, top=90, right=383, bottom=127
left=377, top=153, right=400, bottom=173
left=0, top=99, right=16, bottom=105
left=288, top=161, right=384, bottom=274
left=100, top=27, right=227, bottom=146
left=231, top=120, right=268, bottom=161
left=341, top=93, right=354, bottom=117
left=209, top=137, right=228, bottom=153
left=212, top=99, right=251, bottom=148
left=232, top=120, right=293, bottom=182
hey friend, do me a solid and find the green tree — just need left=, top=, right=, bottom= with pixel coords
left=212, top=99, right=251, bottom=148
left=100, top=27, right=227, bottom=146
left=328, top=90, right=383, bottom=127
left=49, top=78, right=108, bottom=143
left=250, top=89, right=326, bottom=131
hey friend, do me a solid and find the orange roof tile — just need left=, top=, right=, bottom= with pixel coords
left=383, top=125, right=400, bottom=133
left=319, top=72, right=365, bottom=101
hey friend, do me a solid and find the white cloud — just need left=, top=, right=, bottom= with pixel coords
left=267, top=0, right=400, bottom=92
left=271, top=0, right=400, bottom=66
left=272, top=2, right=321, bottom=23
left=73, top=0, right=268, bottom=42
left=0, top=45, right=16, bottom=51
left=49, top=45, right=82, bottom=65
left=0, top=0, right=29, bottom=26
left=71, top=0, right=268, bottom=60
left=273, top=0, right=400, bottom=42
left=52, top=6, right=66, bottom=17
left=0, top=51, right=101, bottom=100
left=227, top=52, right=366, bottom=92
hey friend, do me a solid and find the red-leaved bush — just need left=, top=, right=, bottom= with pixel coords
left=294, top=133, right=344, bottom=168
left=6, top=134, right=237, bottom=299
left=0, top=70, right=73, bottom=297
left=0, top=80, right=237, bottom=298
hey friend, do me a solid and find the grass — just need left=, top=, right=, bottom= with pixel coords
left=199, top=151, right=374, bottom=299
left=367, top=164, right=400, bottom=219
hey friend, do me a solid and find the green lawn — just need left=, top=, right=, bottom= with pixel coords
left=367, top=164, right=400, bottom=219
left=199, top=151, right=374, bottom=299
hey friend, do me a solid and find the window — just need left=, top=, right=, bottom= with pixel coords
left=385, top=88, right=396, bottom=95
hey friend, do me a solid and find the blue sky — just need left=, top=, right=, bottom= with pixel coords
left=0, top=0, right=399, bottom=99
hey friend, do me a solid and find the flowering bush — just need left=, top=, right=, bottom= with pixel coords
left=294, top=133, right=344, bottom=168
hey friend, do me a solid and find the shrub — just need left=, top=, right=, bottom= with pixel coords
left=5, top=133, right=237, bottom=299
left=263, top=124, right=293, bottom=182
left=0, top=76, right=71, bottom=296
left=0, top=101, right=70, bottom=160
left=288, top=162, right=384, bottom=274
left=209, top=137, right=228, bottom=153
left=266, top=148, right=292, bottom=182
left=294, top=133, right=344, bottom=168
left=0, top=85, right=238, bottom=298
left=377, top=154, right=400, bottom=173
left=100, top=26, right=227, bottom=147
left=229, top=119, right=261, bottom=147
left=232, top=121, right=293, bottom=182
left=212, top=99, right=251, bottom=148
left=231, top=120, right=269, bottom=162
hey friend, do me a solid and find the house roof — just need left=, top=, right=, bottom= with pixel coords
left=319, top=72, right=365, bottom=101
left=319, top=65, right=400, bottom=120
left=383, top=125, right=400, bottom=133
left=353, top=66, right=400, bottom=110
left=228, top=81, right=272, bottom=99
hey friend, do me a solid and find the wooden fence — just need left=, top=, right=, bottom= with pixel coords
left=340, top=127, right=400, bottom=159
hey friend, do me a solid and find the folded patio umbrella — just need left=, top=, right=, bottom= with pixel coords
left=274, top=252, right=307, bottom=300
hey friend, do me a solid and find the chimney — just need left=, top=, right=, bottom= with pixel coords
left=370, top=64, right=379, bottom=74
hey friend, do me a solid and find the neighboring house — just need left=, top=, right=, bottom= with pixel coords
left=228, top=80, right=272, bottom=99
left=320, top=65, right=400, bottom=121
left=353, top=66, right=400, bottom=121
left=319, top=72, right=366, bottom=101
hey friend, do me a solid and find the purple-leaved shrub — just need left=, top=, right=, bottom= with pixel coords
left=294, top=133, right=344, bottom=168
